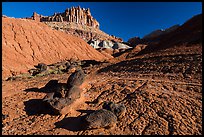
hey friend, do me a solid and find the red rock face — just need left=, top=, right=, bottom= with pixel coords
left=27, top=6, right=122, bottom=42
left=31, top=6, right=99, bottom=29
left=2, top=17, right=111, bottom=80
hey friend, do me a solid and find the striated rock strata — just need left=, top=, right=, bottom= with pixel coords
left=30, top=6, right=99, bottom=28
left=26, top=6, right=122, bottom=42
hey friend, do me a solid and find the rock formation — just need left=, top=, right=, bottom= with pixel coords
left=87, top=39, right=132, bottom=55
left=32, top=6, right=99, bottom=29
left=26, top=6, right=122, bottom=42
left=43, top=68, right=86, bottom=115
left=66, top=69, right=85, bottom=89
left=84, top=109, right=117, bottom=129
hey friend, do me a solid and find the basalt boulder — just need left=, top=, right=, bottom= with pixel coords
left=66, top=69, right=85, bottom=89
left=84, top=109, right=117, bottom=129
left=43, top=84, right=82, bottom=115
left=43, top=69, right=85, bottom=115
left=34, top=63, right=47, bottom=72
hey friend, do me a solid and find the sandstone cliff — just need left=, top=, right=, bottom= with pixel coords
left=2, top=17, right=112, bottom=80
left=32, top=6, right=99, bottom=29
left=26, top=6, right=122, bottom=42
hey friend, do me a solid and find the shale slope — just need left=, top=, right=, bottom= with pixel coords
left=2, top=17, right=111, bottom=79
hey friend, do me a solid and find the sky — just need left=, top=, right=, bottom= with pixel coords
left=2, top=2, right=202, bottom=42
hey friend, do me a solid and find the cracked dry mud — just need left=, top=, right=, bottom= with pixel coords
left=2, top=45, right=202, bottom=135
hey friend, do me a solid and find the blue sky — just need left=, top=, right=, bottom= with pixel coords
left=2, top=2, right=202, bottom=42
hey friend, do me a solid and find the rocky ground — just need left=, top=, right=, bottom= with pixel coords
left=2, top=44, right=202, bottom=135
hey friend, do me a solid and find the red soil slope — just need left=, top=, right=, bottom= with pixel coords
left=2, top=17, right=111, bottom=79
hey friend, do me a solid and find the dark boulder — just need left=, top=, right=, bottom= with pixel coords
left=84, top=109, right=117, bottom=129
left=34, top=63, right=47, bottom=72
left=65, top=86, right=81, bottom=100
left=43, top=93, right=73, bottom=115
left=66, top=69, right=85, bottom=89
